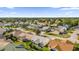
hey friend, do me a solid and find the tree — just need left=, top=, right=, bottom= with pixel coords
left=35, top=29, right=41, bottom=35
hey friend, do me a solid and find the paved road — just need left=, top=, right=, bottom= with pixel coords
left=46, top=29, right=79, bottom=43
left=21, top=28, right=79, bottom=43
left=10, top=28, right=79, bottom=44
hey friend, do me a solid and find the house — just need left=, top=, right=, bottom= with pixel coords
left=0, top=28, right=6, bottom=39
left=0, top=40, right=9, bottom=50
left=48, top=40, right=58, bottom=49
left=58, top=40, right=74, bottom=51
left=38, top=22, right=46, bottom=26
left=58, top=25, right=68, bottom=34
left=0, top=22, right=4, bottom=26
left=50, top=27, right=59, bottom=34
left=11, top=30, right=34, bottom=41
left=23, top=34, right=33, bottom=40
left=73, top=25, right=79, bottom=30
left=40, top=32, right=45, bottom=36
left=0, top=41, right=26, bottom=51
left=4, top=23, right=12, bottom=26
left=48, top=39, right=74, bottom=51
left=12, top=30, right=26, bottom=37
left=31, top=35, right=50, bottom=47
left=0, top=28, right=6, bottom=34
left=40, top=26, right=49, bottom=31
left=27, top=26, right=34, bottom=29
left=51, top=30, right=59, bottom=34
left=51, top=28, right=55, bottom=32
left=27, top=24, right=38, bottom=29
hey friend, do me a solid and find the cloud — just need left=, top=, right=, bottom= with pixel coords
left=9, top=12, right=16, bottom=15
left=6, top=7, right=15, bottom=9
left=60, top=7, right=79, bottom=10
left=64, top=11, right=73, bottom=15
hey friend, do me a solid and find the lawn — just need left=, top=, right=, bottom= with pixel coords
left=14, top=40, right=50, bottom=51
left=73, top=43, right=79, bottom=51
left=45, top=32, right=70, bottom=38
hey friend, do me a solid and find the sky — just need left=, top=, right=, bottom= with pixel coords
left=0, top=7, right=79, bottom=17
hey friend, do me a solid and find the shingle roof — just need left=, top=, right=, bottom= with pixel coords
left=48, top=39, right=74, bottom=51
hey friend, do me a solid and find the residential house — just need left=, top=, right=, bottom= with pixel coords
left=58, top=25, right=68, bottom=34
left=31, top=35, right=50, bottom=47
left=0, top=40, right=26, bottom=51
left=51, top=30, right=59, bottom=34
left=40, top=26, right=49, bottom=31
left=48, top=39, right=74, bottom=51
left=12, top=30, right=34, bottom=41
left=0, top=40, right=9, bottom=50
left=4, top=23, right=12, bottom=26
left=0, top=22, right=4, bottom=26
left=0, top=28, right=6, bottom=39
left=12, top=30, right=26, bottom=37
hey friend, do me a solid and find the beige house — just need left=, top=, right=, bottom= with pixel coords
left=11, top=30, right=34, bottom=40
left=48, top=39, right=74, bottom=51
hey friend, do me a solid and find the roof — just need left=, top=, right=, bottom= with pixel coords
left=48, top=40, right=58, bottom=49
left=0, top=40, right=26, bottom=51
left=0, top=28, right=6, bottom=34
left=0, top=40, right=9, bottom=50
left=12, top=30, right=26, bottom=37
left=31, top=35, right=50, bottom=46
left=48, top=39, right=74, bottom=51
left=4, top=43, right=26, bottom=51
left=24, top=34, right=33, bottom=39
left=58, top=26, right=67, bottom=32
left=58, top=41, right=74, bottom=51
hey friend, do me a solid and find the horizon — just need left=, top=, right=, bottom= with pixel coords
left=0, top=7, right=79, bottom=17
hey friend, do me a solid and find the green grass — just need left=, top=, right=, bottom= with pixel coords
left=19, top=41, right=50, bottom=51
left=23, top=41, right=32, bottom=50
left=73, top=43, right=79, bottom=51
left=15, top=41, right=22, bottom=45
left=67, top=28, right=74, bottom=33
left=45, top=32, right=70, bottom=38
left=74, top=44, right=79, bottom=48
left=41, top=47, right=50, bottom=51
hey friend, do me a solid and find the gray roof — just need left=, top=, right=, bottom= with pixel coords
left=31, top=35, right=50, bottom=46
left=0, top=28, right=6, bottom=34
left=0, top=43, right=26, bottom=51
